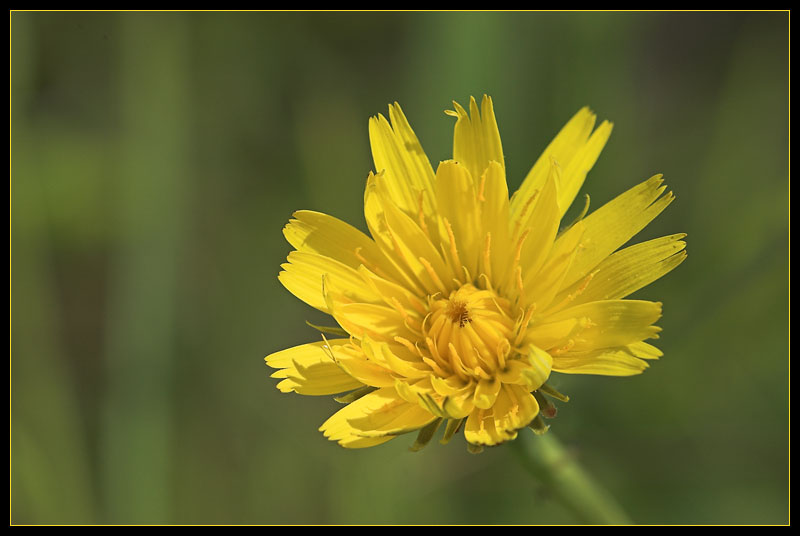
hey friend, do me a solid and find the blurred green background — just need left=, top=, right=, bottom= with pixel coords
left=10, top=11, right=789, bottom=525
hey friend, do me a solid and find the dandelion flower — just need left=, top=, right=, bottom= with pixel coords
left=265, top=96, right=685, bottom=451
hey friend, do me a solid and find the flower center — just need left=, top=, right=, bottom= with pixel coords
left=445, top=299, right=471, bottom=327
left=423, top=284, right=516, bottom=380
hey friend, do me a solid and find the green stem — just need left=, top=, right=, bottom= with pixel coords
left=511, top=432, right=632, bottom=525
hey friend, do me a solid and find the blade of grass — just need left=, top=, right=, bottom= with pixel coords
left=10, top=13, right=96, bottom=524
left=101, top=13, right=190, bottom=523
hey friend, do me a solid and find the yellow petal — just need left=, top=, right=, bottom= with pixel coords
left=358, top=264, right=427, bottom=317
left=363, top=171, right=428, bottom=296
left=337, top=435, right=395, bottom=449
left=331, top=342, right=396, bottom=388
left=557, top=120, right=613, bottom=216
left=394, top=375, right=462, bottom=419
left=332, top=302, right=414, bottom=342
left=464, top=385, right=539, bottom=446
left=278, top=251, right=380, bottom=313
left=265, top=339, right=363, bottom=395
left=497, top=359, right=533, bottom=385
left=365, top=171, right=453, bottom=294
left=551, top=234, right=687, bottom=311
left=319, top=387, right=405, bottom=448
left=393, top=376, right=459, bottom=419
left=478, top=161, right=512, bottom=281
left=362, top=336, right=431, bottom=379
left=435, top=160, right=482, bottom=279
left=381, top=190, right=452, bottom=292
left=429, top=374, right=471, bottom=396
left=543, top=299, right=662, bottom=352
left=552, top=347, right=650, bottom=376
left=491, top=384, right=540, bottom=438
left=440, top=386, right=476, bottom=420
left=522, top=345, right=553, bottom=390
left=524, top=221, right=585, bottom=310
left=344, top=386, right=437, bottom=438
left=464, top=407, right=505, bottom=446
left=449, top=95, right=504, bottom=186
left=558, top=175, right=675, bottom=289
left=525, top=317, right=578, bottom=350
left=512, top=107, right=611, bottom=218
left=515, top=163, right=561, bottom=283
left=627, top=341, right=663, bottom=360
left=369, top=103, right=437, bottom=224
left=473, top=376, right=502, bottom=409
left=283, top=210, right=391, bottom=276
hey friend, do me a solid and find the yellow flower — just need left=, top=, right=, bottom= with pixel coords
left=265, top=96, right=686, bottom=451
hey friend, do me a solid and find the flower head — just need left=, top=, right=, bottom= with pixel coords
left=266, top=96, right=685, bottom=451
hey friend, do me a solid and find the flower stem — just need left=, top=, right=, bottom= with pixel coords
left=511, top=432, right=632, bottom=525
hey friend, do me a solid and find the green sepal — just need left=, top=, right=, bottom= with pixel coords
left=418, top=392, right=450, bottom=418
left=558, top=193, right=591, bottom=238
left=539, top=382, right=570, bottom=403
left=467, top=443, right=484, bottom=454
left=527, top=415, right=550, bottom=435
left=533, top=390, right=558, bottom=419
left=440, top=418, right=463, bottom=445
left=333, top=385, right=377, bottom=404
left=409, top=418, right=443, bottom=452
left=306, top=320, right=348, bottom=337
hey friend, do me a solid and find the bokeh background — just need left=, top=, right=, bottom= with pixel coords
left=10, top=11, right=789, bottom=525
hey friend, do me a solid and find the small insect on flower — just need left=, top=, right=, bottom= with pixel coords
left=265, top=96, right=686, bottom=452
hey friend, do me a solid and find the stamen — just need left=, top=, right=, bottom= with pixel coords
left=445, top=300, right=471, bottom=327
left=319, top=333, right=336, bottom=362
left=482, top=232, right=493, bottom=282
left=353, top=246, right=389, bottom=281
left=421, top=354, right=451, bottom=377
left=434, top=338, right=467, bottom=380
left=504, top=230, right=528, bottom=295
left=477, top=173, right=487, bottom=202
left=392, top=335, right=414, bottom=353
left=548, top=272, right=595, bottom=313
left=512, top=189, right=539, bottom=240
left=515, top=266, right=525, bottom=303
left=513, top=230, right=529, bottom=267
left=389, top=296, right=410, bottom=322
left=478, top=272, right=494, bottom=292
left=473, top=366, right=492, bottom=380
left=495, top=339, right=510, bottom=369
left=550, top=339, right=575, bottom=355
left=461, top=265, right=472, bottom=285
left=513, top=305, right=536, bottom=346
left=448, top=342, right=472, bottom=375
left=419, top=256, right=449, bottom=295
left=442, top=218, right=461, bottom=274
left=384, top=227, right=428, bottom=295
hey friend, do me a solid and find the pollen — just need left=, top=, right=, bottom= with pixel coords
left=446, top=300, right=471, bottom=327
